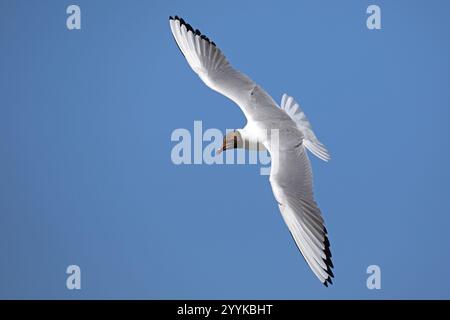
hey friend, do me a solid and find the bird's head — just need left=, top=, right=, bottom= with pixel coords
left=217, top=130, right=243, bottom=154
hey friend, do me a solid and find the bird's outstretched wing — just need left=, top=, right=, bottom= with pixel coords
left=269, top=144, right=334, bottom=286
left=169, top=16, right=277, bottom=122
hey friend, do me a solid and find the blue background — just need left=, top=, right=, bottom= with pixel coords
left=1, top=0, right=449, bottom=299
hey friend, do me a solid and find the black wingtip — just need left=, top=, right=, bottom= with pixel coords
left=323, top=276, right=334, bottom=287
left=322, top=227, right=334, bottom=286
left=169, top=15, right=217, bottom=47
left=327, top=267, right=334, bottom=278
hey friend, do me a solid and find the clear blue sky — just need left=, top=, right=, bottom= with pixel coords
left=1, top=0, right=450, bottom=299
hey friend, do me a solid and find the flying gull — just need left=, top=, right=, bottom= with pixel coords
left=169, top=16, right=334, bottom=286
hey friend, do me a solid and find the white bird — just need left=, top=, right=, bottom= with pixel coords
left=169, top=16, right=334, bottom=286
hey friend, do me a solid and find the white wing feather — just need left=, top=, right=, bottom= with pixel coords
left=269, top=145, right=334, bottom=285
left=169, top=16, right=279, bottom=122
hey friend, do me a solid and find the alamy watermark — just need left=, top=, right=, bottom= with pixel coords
left=66, top=264, right=81, bottom=290
left=366, top=5, right=381, bottom=30
left=66, top=5, right=81, bottom=30
left=366, top=264, right=381, bottom=289
left=170, top=121, right=279, bottom=176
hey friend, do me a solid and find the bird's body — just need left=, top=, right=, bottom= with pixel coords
left=169, top=16, right=334, bottom=286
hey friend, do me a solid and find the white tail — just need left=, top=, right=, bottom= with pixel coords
left=280, top=94, right=330, bottom=161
